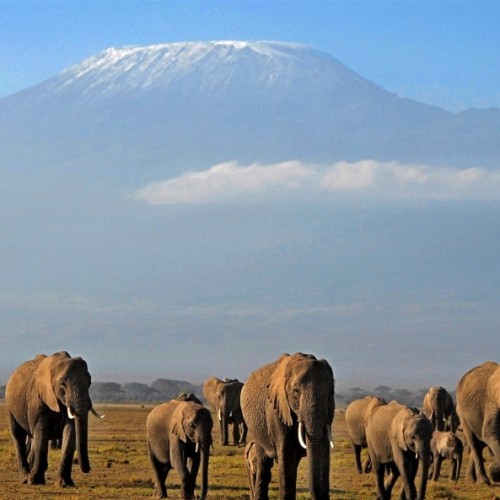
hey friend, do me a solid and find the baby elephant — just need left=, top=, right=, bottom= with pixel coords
left=146, top=397, right=213, bottom=499
left=244, top=441, right=273, bottom=499
left=429, top=431, right=463, bottom=481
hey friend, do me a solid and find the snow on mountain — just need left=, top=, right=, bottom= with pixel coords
left=50, top=41, right=370, bottom=98
left=1, top=40, right=499, bottom=177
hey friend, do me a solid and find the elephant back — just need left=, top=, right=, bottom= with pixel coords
left=456, top=361, right=498, bottom=427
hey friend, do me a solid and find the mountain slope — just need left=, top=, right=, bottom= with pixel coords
left=1, top=40, right=499, bottom=179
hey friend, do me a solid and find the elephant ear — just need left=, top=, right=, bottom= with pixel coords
left=171, top=403, right=188, bottom=443
left=391, top=409, right=409, bottom=451
left=267, top=354, right=293, bottom=427
left=35, top=356, right=60, bottom=413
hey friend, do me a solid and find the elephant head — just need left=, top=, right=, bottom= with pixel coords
left=423, top=386, right=454, bottom=431
left=268, top=353, right=335, bottom=498
left=34, top=351, right=96, bottom=473
left=391, top=408, right=433, bottom=499
left=171, top=401, right=213, bottom=498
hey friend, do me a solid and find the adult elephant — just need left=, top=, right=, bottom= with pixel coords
left=203, top=376, right=247, bottom=446
left=146, top=394, right=213, bottom=499
left=240, top=352, right=335, bottom=500
left=365, top=400, right=433, bottom=499
left=456, top=360, right=500, bottom=484
left=5, top=351, right=102, bottom=487
left=422, top=386, right=455, bottom=432
left=345, top=395, right=387, bottom=473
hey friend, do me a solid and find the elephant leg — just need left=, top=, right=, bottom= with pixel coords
left=383, top=463, right=400, bottom=498
left=450, top=457, right=458, bottom=481
left=372, top=459, right=389, bottom=500
left=232, top=421, right=241, bottom=446
left=464, top=430, right=489, bottom=484
left=148, top=443, right=169, bottom=499
left=9, top=415, right=30, bottom=484
left=393, top=450, right=416, bottom=500
left=362, top=453, right=372, bottom=473
left=353, top=444, right=363, bottom=473
left=28, top=427, right=49, bottom=485
left=240, top=422, right=248, bottom=445
left=432, top=454, right=443, bottom=481
left=57, top=421, right=76, bottom=487
left=172, top=447, right=193, bottom=499
left=277, top=442, right=302, bottom=499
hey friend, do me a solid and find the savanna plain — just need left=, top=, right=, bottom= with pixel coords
left=0, top=402, right=498, bottom=499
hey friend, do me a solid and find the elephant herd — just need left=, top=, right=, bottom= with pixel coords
left=4, top=351, right=500, bottom=499
left=344, top=362, right=500, bottom=499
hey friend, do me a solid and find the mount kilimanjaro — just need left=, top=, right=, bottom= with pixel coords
left=1, top=40, right=499, bottom=180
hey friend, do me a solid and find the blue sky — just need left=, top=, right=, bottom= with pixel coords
left=1, top=1, right=500, bottom=388
left=1, top=0, right=499, bottom=110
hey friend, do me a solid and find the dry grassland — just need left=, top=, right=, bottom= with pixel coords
left=0, top=402, right=499, bottom=499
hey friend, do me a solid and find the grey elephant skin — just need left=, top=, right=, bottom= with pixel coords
left=240, top=352, right=335, bottom=500
left=365, top=400, right=433, bottom=499
left=203, top=376, right=248, bottom=446
left=146, top=395, right=213, bottom=499
left=345, top=395, right=386, bottom=474
left=429, top=430, right=463, bottom=481
left=456, top=360, right=500, bottom=484
left=422, top=386, right=456, bottom=432
left=5, top=351, right=96, bottom=487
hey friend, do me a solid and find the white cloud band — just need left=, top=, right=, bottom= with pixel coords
left=134, top=160, right=500, bottom=205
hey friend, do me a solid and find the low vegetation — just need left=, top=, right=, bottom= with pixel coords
left=0, top=402, right=498, bottom=499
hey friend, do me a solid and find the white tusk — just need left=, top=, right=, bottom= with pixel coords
left=298, top=421, right=307, bottom=449
left=416, top=452, right=419, bottom=459
left=67, top=406, right=75, bottom=420
left=229, top=410, right=233, bottom=418
left=90, top=406, right=106, bottom=419
left=218, top=409, right=222, bottom=421
left=195, top=441, right=199, bottom=454
left=327, top=426, right=334, bottom=449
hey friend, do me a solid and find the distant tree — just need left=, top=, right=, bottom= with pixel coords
left=151, top=379, right=203, bottom=401
left=0, top=385, right=5, bottom=399
left=373, top=385, right=392, bottom=400
left=122, top=382, right=160, bottom=402
left=90, top=382, right=125, bottom=402
left=392, top=389, right=414, bottom=407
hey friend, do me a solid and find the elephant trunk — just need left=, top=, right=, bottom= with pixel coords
left=75, top=413, right=90, bottom=473
left=199, top=446, right=209, bottom=499
left=417, top=444, right=430, bottom=500
left=306, top=434, right=330, bottom=500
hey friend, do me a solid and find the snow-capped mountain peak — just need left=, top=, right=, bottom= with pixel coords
left=49, top=40, right=367, bottom=98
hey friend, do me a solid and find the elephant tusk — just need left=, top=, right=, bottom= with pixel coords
left=327, top=425, right=334, bottom=449
left=195, top=441, right=199, bottom=454
left=90, top=406, right=106, bottom=419
left=67, top=406, right=75, bottom=420
left=229, top=410, right=233, bottom=418
left=218, top=409, right=222, bottom=421
left=298, top=421, right=307, bottom=450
